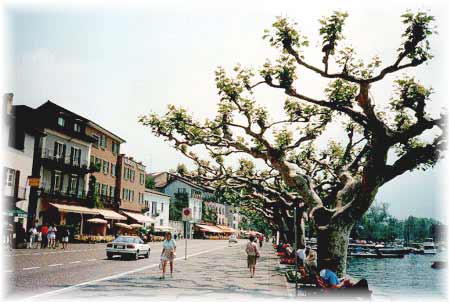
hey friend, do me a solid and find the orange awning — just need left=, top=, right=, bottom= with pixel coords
left=195, top=224, right=224, bottom=233
left=98, top=209, right=126, bottom=220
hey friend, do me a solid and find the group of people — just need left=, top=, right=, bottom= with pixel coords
left=26, top=223, right=70, bottom=249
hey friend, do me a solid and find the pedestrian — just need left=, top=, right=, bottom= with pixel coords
left=258, top=234, right=263, bottom=247
left=48, top=224, right=57, bottom=249
left=41, top=223, right=48, bottom=248
left=160, top=232, right=176, bottom=279
left=36, top=227, right=42, bottom=249
left=61, top=227, right=70, bottom=249
left=245, top=235, right=260, bottom=278
left=28, top=225, right=38, bottom=249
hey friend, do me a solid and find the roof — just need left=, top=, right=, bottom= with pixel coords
left=121, top=211, right=156, bottom=223
left=151, top=171, right=209, bottom=192
left=98, top=209, right=127, bottom=220
left=144, top=188, right=171, bottom=198
left=87, top=120, right=126, bottom=143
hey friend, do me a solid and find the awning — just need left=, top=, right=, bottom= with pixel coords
left=122, top=211, right=156, bottom=223
left=3, top=207, right=27, bottom=218
left=155, top=226, right=174, bottom=232
left=98, top=209, right=127, bottom=221
left=195, top=224, right=224, bottom=233
left=49, top=203, right=99, bottom=215
left=217, top=225, right=237, bottom=233
left=115, top=222, right=132, bottom=229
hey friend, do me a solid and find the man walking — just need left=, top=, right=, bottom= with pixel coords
left=28, top=225, right=37, bottom=249
left=41, top=223, right=48, bottom=248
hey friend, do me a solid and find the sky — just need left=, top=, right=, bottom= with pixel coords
left=3, top=0, right=449, bottom=221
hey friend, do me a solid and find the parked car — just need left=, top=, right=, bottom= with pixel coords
left=106, top=236, right=150, bottom=260
left=229, top=234, right=238, bottom=243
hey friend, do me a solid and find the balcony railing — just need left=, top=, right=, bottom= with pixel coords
left=39, top=183, right=88, bottom=201
left=3, top=186, right=27, bottom=200
left=41, top=148, right=89, bottom=169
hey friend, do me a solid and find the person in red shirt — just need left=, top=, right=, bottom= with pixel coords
left=41, top=223, right=48, bottom=248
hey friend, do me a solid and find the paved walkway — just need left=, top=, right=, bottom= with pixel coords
left=39, top=241, right=294, bottom=301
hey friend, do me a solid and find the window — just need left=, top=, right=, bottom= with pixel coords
left=160, top=219, right=163, bottom=226
left=130, top=170, right=135, bottom=182
left=53, top=171, right=62, bottom=191
left=100, top=134, right=107, bottom=149
left=109, top=186, right=115, bottom=198
left=160, top=203, right=164, bottom=212
left=122, top=188, right=126, bottom=200
left=177, top=188, right=187, bottom=194
left=151, top=202, right=158, bottom=216
left=131, top=190, right=134, bottom=202
left=144, top=200, right=149, bottom=207
left=101, top=184, right=108, bottom=196
left=54, top=142, right=65, bottom=160
left=92, top=134, right=100, bottom=148
left=71, top=147, right=81, bottom=166
left=123, top=167, right=128, bottom=180
left=5, top=168, right=15, bottom=187
left=139, top=173, right=145, bottom=185
left=73, top=123, right=81, bottom=132
left=112, top=141, right=120, bottom=154
left=111, top=164, right=116, bottom=177
left=57, top=117, right=65, bottom=127
left=90, top=155, right=95, bottom=165
left=103, top=160, right=109, bottom=175
left=69, top=175, right=77, bottom=194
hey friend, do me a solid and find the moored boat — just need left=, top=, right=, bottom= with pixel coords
left=423, top=238, right=437, bottom=254
left=349, top=252, right=404, bottom=258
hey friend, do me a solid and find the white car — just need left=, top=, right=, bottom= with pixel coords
left=106, top=236, right=150, bottom=260
left=229, top=234, right=238, bottom=243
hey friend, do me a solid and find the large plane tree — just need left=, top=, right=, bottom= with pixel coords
left=140, top=11, right=446, bottom=275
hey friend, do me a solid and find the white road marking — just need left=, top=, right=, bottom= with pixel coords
left=5, top=270, right=13, bottom=273
left=23, top=267, right=40, bottom=271
left=48, top=263, right=63, bottom=267
left=70, top=261, right=81, bottom=264
left=24, top=245, right=229, bottom=300
left=7, top=247, right=104, bottom=257
left=87, top=259, right=97, bottom=262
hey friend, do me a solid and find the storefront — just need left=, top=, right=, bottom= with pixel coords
left=193, top=224, right=225, bottom=239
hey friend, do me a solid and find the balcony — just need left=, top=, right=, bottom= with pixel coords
left=3, top=185, right=27, bottom=201
left=98, top=194, right=119, bottom=209
left=41, top=148, right=91, bottom=174
left=39, top=183, right=89, bottom=203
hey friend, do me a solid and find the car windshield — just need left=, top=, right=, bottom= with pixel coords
left=113, top=237, right=137, bottom=243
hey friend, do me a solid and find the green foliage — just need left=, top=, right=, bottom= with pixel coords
left=400, top=10, right=435, bottom=63
left=145, top=175, right=156, bottom=189
left=319, top=11, right=348, bottom=56
left=202, top=201, right=218, bottom=224
left=325, top=79, right=358, bottom=106
left=239, top=207, right=272, bottom=236
left=169, top=192, right=189, bottom=221
left=263, top=16, right=309, bottom=51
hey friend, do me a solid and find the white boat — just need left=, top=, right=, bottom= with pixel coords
left=423, top=238, right=437, bottom=254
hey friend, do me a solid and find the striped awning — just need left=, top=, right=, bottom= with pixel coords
left=98, top=209, right=126, bottom=221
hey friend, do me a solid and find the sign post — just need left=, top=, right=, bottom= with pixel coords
left=182, top=208, right=192, bottom=260
left=294, top=206, right=298, bottom=296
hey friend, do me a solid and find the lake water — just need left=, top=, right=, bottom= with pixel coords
left=347, top=252, right=448, bottom=300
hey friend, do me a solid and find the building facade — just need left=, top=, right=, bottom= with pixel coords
left=143, top=189, right=170, bottom=229
left=2, top=93, right=43, bottom=231
left=116, top=155, right=146, bottom=213
left=85, top=121, right=125, bottom=209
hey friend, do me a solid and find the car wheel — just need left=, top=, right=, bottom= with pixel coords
left=145, top=249, right=150, bottom=258
left=107, top=252, right=113, bottom=260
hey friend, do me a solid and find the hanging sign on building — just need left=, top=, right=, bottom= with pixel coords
left=28, top=176, right=41, bottom=187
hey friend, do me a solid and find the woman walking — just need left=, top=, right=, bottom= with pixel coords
left=246, top=235, right=260, bottom=278
left=48, top=224, right=57, bottom=249
left=160, top=232, right=176, bottom=279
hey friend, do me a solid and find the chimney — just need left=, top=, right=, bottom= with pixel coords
left=3, top=93, right=13, bottom=115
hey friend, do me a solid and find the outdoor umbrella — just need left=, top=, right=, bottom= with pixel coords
left=87, top=218, right=108, bottom=224
left=115, top=222, right=132, bottom=229
left=130, top=223, right=143, bottom=228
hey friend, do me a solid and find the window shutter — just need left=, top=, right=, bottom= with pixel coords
left=13, top=170, right=20, bottom=198
left=70, top=147, right=74, bottom=164
left=54, top=141, right=58, bottom=157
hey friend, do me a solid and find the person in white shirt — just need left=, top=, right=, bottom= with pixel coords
left=245, top=235, right=260, bottom=278
left=28, top=226, right=38, bottom=249
left=48, top=224, right=57, bottom=249
left=160, top=232, right=176, bottom=279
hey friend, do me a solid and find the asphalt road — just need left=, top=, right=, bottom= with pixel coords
left=4, top=239, right=244, bottom=299
left=4, top=239, right=292, bottom=301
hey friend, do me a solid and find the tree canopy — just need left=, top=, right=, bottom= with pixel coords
left=140, top=10, right=446, bottom=275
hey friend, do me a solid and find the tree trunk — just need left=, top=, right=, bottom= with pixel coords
left=316, top=222, right=353, bottom=277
